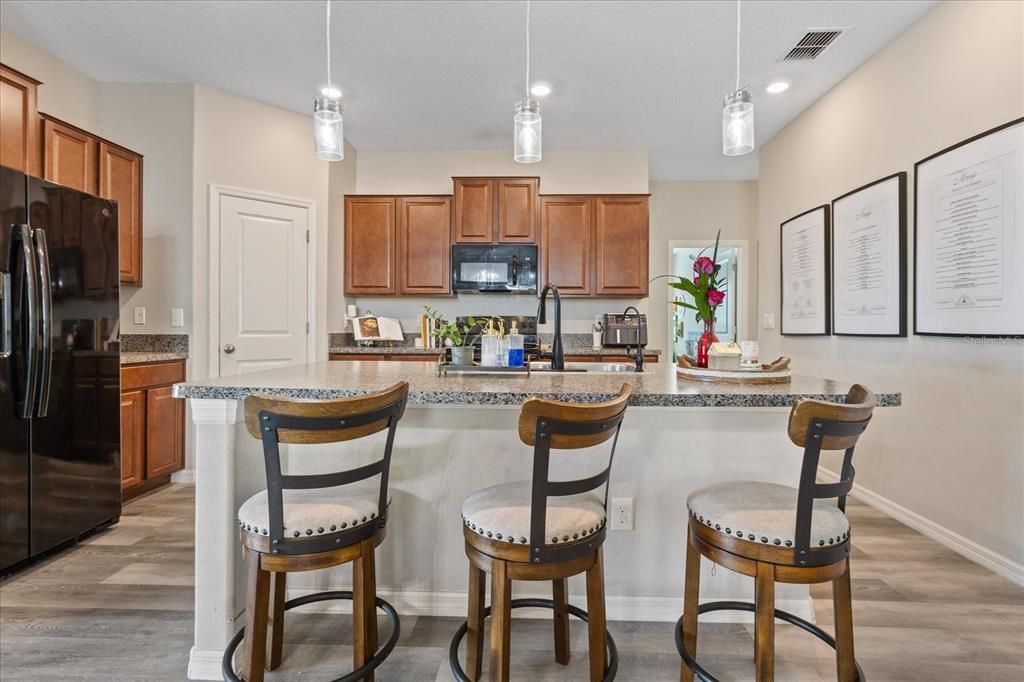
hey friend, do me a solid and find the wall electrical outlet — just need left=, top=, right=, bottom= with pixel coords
left=171, top=308, right=184, bottom=328
left=610, top=497, right=634, bottom=531
left=133, top=307, right=146, bottom=325
left=762, top=313, right=776, bottom=330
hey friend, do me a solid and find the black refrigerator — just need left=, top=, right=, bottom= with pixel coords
left=1, top=166, right=121, bottom=574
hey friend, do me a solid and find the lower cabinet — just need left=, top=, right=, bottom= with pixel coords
left=120, top=360, right=185, bottom=499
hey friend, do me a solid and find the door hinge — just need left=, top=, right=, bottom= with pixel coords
left=306, top=229, right=310, bottom=243
left=306, top=321, right=310, bottom=334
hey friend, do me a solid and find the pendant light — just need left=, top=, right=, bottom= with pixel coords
left=314, top=0, right=343, bottom=161
left=513, top=0, right=541, bottom=163
left=722, top=0, right=754, bottom=156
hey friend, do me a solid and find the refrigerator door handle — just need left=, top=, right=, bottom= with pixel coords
left=33, top=228, right=53, bottom=417
left=0, top=271, right=11, bottom=360
left=8, top=225, right=38, bottom=419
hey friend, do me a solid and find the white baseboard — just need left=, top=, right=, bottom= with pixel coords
left=284, top=586, right=814, bottom=625
left=187, top=646, right=222, bottom=681
left=818, top=466, right=1024, bottom=587
left=171, top=469, right=195, bottom=484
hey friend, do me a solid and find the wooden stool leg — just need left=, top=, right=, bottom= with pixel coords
left=553, top=578, right=571, bottom=664
left=352, top=540, right=376, bottom=682
left=833, top=559, right=857, bottom=682
left=754, top=562, right=775, bottom=682
left=585, top=548, right=608, bottom=682
left=242, top=553, right=271, bottom=682
left=362, top=539, right=379, bottom=663
left=266, top=572, right=286, bottom=671
left=465, top=561, right=487, bottom=681
left=680, top=527, right=701, bottom=682
left=488, top=559, right=512, bottom=682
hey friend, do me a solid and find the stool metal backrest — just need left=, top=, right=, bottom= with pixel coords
left=243, top=382, right=409, bottom=556
left=517, top=384, right=632, bottom=563
left=787, top=384, right=876, bottom=566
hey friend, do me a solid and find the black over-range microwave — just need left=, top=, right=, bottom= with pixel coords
left=451, top=244, right=538, bottom=293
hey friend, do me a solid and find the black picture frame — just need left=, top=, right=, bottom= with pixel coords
left=830, top=172, right=907, bottom=337
left=913, top=117, right=1024, bottom=338
left=780, top=205, right=831, bottom=336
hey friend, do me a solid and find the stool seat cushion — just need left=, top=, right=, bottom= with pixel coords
left=238, top=480, right=383, bottom=538
left=686, top=481, right=850, bottom=548
left=462, top=480, right=606, bottom=546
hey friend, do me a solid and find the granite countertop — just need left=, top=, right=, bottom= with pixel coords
left=328, top=345, right=662, bottom=357
left=121, top=352, right=189, bottom=366
left=173, top=360, right=900, bottom=408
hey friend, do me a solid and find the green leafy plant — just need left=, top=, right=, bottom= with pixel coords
left=423, top=306, right=478, bottom=347
left=668, top=230, right=727, bottom=322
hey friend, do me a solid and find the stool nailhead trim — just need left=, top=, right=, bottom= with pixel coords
left=461, top=515, right=607, bottom=545
left=685, top=508, right=849, bottom=548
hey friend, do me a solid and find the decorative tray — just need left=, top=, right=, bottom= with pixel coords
left=437, top=363, right=532, bottom=377
left=675, top=356, right=792, bottom=384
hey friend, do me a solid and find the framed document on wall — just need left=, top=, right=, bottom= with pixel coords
left=780, top=205, right=830, bottom=336
left=831, top=173, right=907, bottom=336
left=915, top=118, right=1024, bottom=337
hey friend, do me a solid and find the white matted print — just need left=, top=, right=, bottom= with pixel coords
left=781, top=205, right=830, bottom=336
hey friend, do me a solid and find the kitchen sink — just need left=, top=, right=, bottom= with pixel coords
left=529, top=361, right=643, bottom=373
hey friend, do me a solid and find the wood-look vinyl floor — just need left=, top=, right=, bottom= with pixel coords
left=1, top=484, right=1021, bottom=681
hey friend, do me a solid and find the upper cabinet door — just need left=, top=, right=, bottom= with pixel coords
left=0, top=65, right=41, bottom=176
left=497, top=177, right=538, bottom=243
left=453, top=178, right=495, bottom=243
left=541, top=196, right=593, bottom=295
left=398, top=196, right=452, bottom=295
left=98, top=142, right=143, bottom=284
left=345, top=196, right=397, bottom=295
left=42, top=116, right=97, bottom=194
left=594, top=195, right=649, bottom=296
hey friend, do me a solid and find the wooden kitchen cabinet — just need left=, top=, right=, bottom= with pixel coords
left=98, top=141, right=143, bottom=284
left=120, top=360, right=185, bottom=499
left=41, top=115, right=97, bottom=194
left=345, top=196, right=397, bottom=295
left=453, top=177, right=538, bottom=244
left=398, top=196, right=451, bottom=295
left=120, top=390, right=146, bottom=490
left=0, top=64, right=41, bottom=176
left=594, top=195, right=649, bottom=296
left=540, top=196, right=593, bottom=294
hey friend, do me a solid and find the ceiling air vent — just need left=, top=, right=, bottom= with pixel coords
left=780, top=29, right=844, bottom=61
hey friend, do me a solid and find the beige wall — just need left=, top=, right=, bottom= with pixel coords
left=646, top=181, right=759, bottom=354
left=190, top=85, right=332, bottom=379
left=327, top=140, right=357, bottom=332
left=98, top=83, right=194, bottom=334
left=757, top=1, right=1024, bottom=567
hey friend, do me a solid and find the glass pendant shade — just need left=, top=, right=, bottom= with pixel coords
left=721, top=87, right=754, bottom=156
left=513, top=99, right=542, bottom=164
left=313, top=97, right=344, bottom=161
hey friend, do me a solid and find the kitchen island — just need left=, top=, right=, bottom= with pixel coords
left=174, top=361, right=899, bottom=680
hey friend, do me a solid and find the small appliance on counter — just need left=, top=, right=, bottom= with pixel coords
left=601, top=312, right=647, bottom=348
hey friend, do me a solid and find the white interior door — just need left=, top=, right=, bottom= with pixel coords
left=218, top=194, right=310, bottom=376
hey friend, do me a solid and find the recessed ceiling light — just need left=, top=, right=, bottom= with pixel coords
left=764, top=80, right=790, bottom=94
left=320, top=86, right=342, bottom=99
left=530, top=82, right=551, bottom=97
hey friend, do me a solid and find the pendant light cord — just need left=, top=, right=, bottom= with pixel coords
left=525, top=0, right=531, bottom=100
left=734, top=0, right=741, bottom=92
left=326, top=0, right=333, bottom=93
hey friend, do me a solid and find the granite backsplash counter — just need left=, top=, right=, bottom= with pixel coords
left=120, top=334, right=189, bottom=366
left=328, top=332, right=662, bottom=358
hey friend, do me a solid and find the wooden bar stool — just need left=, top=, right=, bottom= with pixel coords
left=448, top=384, right=632, bottom=682
left=677, top=384, right=876, bottom=682
left=222, top=382, right=409, bottom=682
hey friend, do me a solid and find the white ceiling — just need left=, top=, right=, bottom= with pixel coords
left=0, top=0, right=936, bottom=180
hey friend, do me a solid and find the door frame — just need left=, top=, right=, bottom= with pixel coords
left=666, top=239, right=749, bottom=352
left=207, top=184, right=318, bottom=379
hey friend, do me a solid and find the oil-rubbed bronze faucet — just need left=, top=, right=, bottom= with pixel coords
left=537, top=283, right=565, bottom=370
left=622, top=305, right=644, bottom=372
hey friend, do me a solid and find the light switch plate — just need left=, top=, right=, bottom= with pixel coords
left=133, top=307, right=146, bottom=325
left=762, top=313, right=776, bottom=330
left=171, top=308, right=184, bottom=328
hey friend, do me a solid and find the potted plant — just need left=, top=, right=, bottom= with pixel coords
left=423, top=307, right=478, bottom=365
left=668, top=231, right=727, bottom=368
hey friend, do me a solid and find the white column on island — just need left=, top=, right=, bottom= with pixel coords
left=187, top=399, right=243, bottom=681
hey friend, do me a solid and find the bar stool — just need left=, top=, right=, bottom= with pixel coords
left=677, top=384, right=876, bottom=682
left=222, top=382, right=409, bottom=682
left=449, top=384, right=632, bottom=682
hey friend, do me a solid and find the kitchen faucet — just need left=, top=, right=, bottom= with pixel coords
left=622, top=305, right=644, bottom=372
left=537, top=282, right=565, bottom=370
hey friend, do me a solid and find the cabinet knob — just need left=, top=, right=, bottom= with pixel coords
left=223, top=343, right=235, bottom=354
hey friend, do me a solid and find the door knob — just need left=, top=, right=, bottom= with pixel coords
left=223, top=343, right=235, bottom=354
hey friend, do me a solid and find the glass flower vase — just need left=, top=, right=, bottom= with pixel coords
left=696, top=318, right=718, bottom=368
